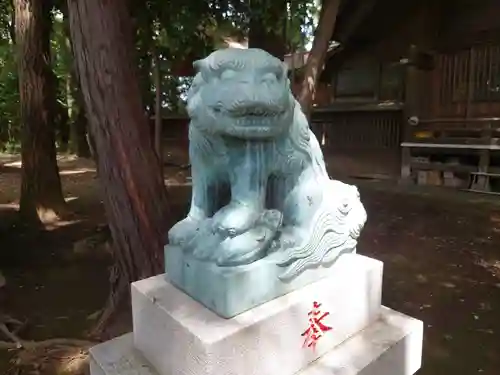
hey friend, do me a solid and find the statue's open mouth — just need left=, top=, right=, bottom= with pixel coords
left=213, top=104, right=285, bottom=120
left=210, top=105, right=289, bottom=137
left=232, top=113, right=284, bottom=127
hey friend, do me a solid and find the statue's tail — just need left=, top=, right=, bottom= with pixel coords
left=272, top=181, right=367, bottom=281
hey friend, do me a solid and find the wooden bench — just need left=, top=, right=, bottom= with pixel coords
left=401, top=142, right=500, bottom=175
left=400, top=117, right=500, bottom=192
left=464, top=172, right=500, bottom=195
left=401, top=142, right=500, bottom=150
left=400, top=142, right=500, bottom=192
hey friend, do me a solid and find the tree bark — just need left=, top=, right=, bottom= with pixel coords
left=67, top=0, right=170, bottom=283
left=15, top=0, right=67, bottom=223
left=298, top=0, right=341, bottom=119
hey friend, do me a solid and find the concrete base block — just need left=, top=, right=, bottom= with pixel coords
left=89, top=307, right=423, bottom=375
left=133, top=254, right=382, bottom=375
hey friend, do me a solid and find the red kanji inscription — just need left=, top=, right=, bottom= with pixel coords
left=301, top=301, right=332, bottom=350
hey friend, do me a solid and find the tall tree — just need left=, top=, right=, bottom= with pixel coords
left=298, top=0, right=341, bottom=118
left=68, top=73, right=92, bottom=158
left=14, top=0, right=67, bottom=223
left=60, top=4, right=91, bottom=158
left=67, top=0, right=170, bottom=333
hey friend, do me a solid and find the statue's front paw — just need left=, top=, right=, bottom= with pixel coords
left=212, top=203, right=260, bottom=237
left=168, top=216, right=202, bottom=246
left=215, top=209, right=283, bottom=267
left=192, top=230, right=224, bottom=260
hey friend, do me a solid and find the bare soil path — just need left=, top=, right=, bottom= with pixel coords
left=1, top=149, right=499, bottom=375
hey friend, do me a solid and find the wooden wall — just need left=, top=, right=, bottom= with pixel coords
left=311, top=108, right=403, bottom=178
left=313, top=0, right=500, bottom=182
left=305, top=2, right=436, bottom=178
left=427, top=44, right=500, bottom=119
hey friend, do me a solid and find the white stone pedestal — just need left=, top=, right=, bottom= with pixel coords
left=89, top=254, right=423, bottom=375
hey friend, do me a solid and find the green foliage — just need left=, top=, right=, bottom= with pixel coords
left=0, top=0, right=19, bottom=151
left=51, top=11, right=72, bottom=95
left=0, top=0, right=319, bottom=151
left=0, top=48, right=19, bottom=144
left=288, top=0, right=320, bottom=52
left=51, top=10, right=73, bottom=123
left=147, top=0, right=319, bottom=113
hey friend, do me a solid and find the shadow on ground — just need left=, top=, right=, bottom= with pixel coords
left=357, top=184, right=500, bottom=375
left=1, top=152, right=500, bottom=374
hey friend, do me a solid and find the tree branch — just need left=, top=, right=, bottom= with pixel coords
left=298, top=0, right=342, bottom=119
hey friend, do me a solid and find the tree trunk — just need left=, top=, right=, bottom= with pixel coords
left=298, top=0, right=341, bottom=119
left=67, top=0, right=170, bottom=331
left=70, top=89, right=92, bottom=158
left=53, top=71, right=70, bottom=153
left=15, top=0, right=67, bottom=223
left=60, top=6, right=92, bottom=158
left=248, top=0, right=287, bottom=60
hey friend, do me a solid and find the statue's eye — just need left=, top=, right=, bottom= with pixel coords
left=262, top=72, right=277, bottom=83
left=220, top=69, right=236, bottom=80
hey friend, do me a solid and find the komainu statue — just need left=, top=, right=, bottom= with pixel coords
left=168, top=48, right=367, bottom=282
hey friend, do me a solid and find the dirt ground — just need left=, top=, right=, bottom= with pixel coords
left=1, top=147, right=500, bottom=375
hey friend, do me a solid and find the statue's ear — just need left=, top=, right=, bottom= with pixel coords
left=282, top=62, right=289, bottom=79
left=193, top=59, right=205, bottom=73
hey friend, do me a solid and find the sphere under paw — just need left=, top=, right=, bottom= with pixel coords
left=215, top=209, right=283, bottom=267
left=211, top=202, right=261, bottom=237
left=168, top=216, right=202, bottom=246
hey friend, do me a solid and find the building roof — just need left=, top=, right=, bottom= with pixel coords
left=331, top=0, right=425, bottom=53
left=285, top=0, right=425, bottom=70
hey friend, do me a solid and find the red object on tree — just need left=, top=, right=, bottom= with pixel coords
left=301, top=301, right=333, bottom=350
left=171, top=52, right=197, bottom=76
left=171, top=60, right=194, bottom=77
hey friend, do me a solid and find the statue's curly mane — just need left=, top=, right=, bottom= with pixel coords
left=193, top=48, right=287, bottom=81
left=272, top=182, right=367, bottom=280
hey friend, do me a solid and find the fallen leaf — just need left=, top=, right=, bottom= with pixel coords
left=416, top=274, right=427, bottom=283
left=477, top=328, right=494, bottom=334
left=441, top=282, right=456, bottom=289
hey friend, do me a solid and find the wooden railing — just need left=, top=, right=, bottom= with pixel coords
left=311, top=105, right=403, bottom=151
